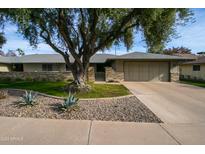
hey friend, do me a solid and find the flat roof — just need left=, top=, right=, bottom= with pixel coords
left=0, top=52, right=194, bottom=64
left=108, top=52, right=195, bottom=60
left=0, top=53, right=117, bottom=64
left=183, top=56, right=205, bottom=65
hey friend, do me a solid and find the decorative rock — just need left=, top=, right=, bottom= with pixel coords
left=0, top=90, right=7, bottom=99
left=0, top=94, right=162, bottom=123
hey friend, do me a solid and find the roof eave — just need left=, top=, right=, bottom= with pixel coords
left=182, top=62, right=205, bottom=65
left=107, top=57, right=194, bottom=61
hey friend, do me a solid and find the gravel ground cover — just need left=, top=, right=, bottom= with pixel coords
left=0, top=92, right=162, bottom=123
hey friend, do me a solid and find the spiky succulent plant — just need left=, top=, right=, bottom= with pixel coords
left=61, top=93, right=79, bottom=111
left=21, top=90, right=37, bottom=106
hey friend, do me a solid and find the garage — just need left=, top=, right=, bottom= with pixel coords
left=124, top=62, right=169, bottom=81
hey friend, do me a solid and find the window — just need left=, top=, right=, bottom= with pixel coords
left=12, top=64, right=24, bottom=72
left=193, top=65, right=200, bottom=71
left=42, top=64, right=53, bottom=71
left=66, top=65, right=70, bottom=71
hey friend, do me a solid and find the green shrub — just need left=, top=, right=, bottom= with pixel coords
left=41, top=78, right=47, bottom=82
left=66, top=79, right=73, bottom=82
left=1, top=77, right=12, bottom=82
left=25, top=77, right=33, bottom=81
left=56, top=78, right=62, bottom=82
left=15, top=77, right=23, bottom=81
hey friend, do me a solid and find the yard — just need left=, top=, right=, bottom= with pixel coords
left=0, top=80, right=130, bottom=98
left=0, top=94, right=161, bottom=123
left=0, top=80, right=161, bottom=123
left=180, top=80, right=205, bottom=88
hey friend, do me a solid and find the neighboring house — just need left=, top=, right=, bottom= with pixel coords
left=0, top=52, right=194, bottom=82
left=172, top=53, right=198, bottom=59
left=180, top=56, right=205, bottom=81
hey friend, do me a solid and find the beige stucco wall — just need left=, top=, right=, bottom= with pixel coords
left=23, top=64, right=42, bottom=72
left=56, top=64, right=67, bottom=72
left=23, top=63, right=66, bottom=72
left=180, top=64, right=205, bottom=80
left=113, top=60, right=124, bottom=72
left=0, top=64, right=11, bottom=72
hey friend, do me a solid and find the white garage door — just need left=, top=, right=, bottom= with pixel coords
left=124, top=62, right=169, bottom=81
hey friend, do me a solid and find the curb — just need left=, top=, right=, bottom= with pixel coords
left=2, top=88, right=134, bottom=101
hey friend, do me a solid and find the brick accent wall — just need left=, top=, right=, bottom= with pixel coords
left=87, top=67, right=95, bottom=82
left=0, top=72, right=73, bottom=82
left=105, top=67, right=124, bottom=82
left=170, top=61, right=181, bottom=82
left=170, top=73, right=180, bottom=82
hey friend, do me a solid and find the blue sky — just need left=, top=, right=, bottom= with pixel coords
left=1, top=8, right=205, bottom=55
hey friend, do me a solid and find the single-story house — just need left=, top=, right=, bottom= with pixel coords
left=0, top=52, right=194, bottom=82
left=180, top=56, right=205, bottom=81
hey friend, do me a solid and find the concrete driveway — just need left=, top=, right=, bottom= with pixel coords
left=122, top=82, right=205, bottom=124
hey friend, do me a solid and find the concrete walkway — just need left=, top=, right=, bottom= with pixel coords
left=0, top=117, right=205, bottom=145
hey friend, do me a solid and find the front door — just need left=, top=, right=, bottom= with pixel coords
left=95, top=64, right=105, bottom=81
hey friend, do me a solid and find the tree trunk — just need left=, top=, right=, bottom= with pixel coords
left=64, top=59, right=90, bottom=93
left=71, top=64, right=86, bottom=87
left=62, top=52, right=91, bottom=93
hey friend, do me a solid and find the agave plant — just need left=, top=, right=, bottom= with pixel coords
left=21, top=90, right=37, bottom=106
left=61, top=92, right=79, bottom=111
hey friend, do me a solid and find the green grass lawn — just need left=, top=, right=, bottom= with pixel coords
left=76, top=83, right=130, bottom=98
left=0, top=80, right=130, bottom=98
left=180, top=80, right=205, bottom=88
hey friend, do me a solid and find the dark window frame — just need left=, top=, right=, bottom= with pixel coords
left=42, top=64, right=53, bottom=71
left=96, top=64, right=105, bottom=72
left=193, top=65, right=200, bottom=71
left=12, top=64, right=24, bottom=72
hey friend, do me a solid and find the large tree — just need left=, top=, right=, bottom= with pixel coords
left=163, top=46, right=192, bottom=55
left=0, top=33, right=6, bottom=48
left=0, top=14, right=6, bottom=48
left=0, top=8, right=192, bottom=89
left=16, top=48, right=25, bottom=56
